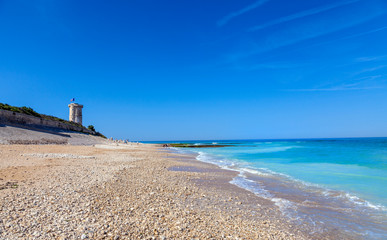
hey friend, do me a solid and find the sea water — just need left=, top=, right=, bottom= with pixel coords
left=163, top=138, right=387, bottom=239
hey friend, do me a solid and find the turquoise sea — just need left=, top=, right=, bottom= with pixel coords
left=154, top=138, right=387, bottom=239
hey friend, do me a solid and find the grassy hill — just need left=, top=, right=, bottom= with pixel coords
left=0, top=103, right=106, bottom=138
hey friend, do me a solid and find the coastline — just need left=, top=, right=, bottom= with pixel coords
left=0, top=143, right=353, bottom=239
left=167, top=148, right=364, bottom=239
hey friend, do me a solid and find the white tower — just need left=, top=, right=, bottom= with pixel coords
left=68, top=103, right=83, bottom=125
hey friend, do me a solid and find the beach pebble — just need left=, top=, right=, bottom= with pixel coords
left=0, top=144, right=305, bottom=240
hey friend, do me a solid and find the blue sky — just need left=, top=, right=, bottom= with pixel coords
left=1, top=0, right=387, bottom=141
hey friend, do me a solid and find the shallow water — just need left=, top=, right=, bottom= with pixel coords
left=160, top=138, right=387, bottom=239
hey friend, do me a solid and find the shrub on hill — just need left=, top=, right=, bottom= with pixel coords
left=95, top=131, right=107, bottom=139
left=0, top=103, right=41, bottom=117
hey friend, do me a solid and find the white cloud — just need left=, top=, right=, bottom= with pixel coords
left=285, top=86, right=383, bottom=92
left=226, top=10, right=386, bottom=62
left=217, top=0, right=270, bottom=27
left=355, top=55, right=387, bottom=63
left=248, top=0, right=361, bottom=32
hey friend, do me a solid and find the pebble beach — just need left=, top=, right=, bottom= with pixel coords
left=0, top=143, right=347, bottom=239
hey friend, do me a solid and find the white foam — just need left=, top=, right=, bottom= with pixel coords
left=190, top=146, right=387, bottom=238
left=253, top=146, right=298, bottom=153
left=272, top=198, right=297, bottom=212
left=230, top=173, right=302, bottom=221
left=343, top=193, right=387, bottom=211
left=194, top=150, right=387, bottom=215
left=319, top=190, right=387, bottom=212
left=196, top=152, right=313, bottom=213
left=239, top=168, right=273, bottom=177
left=196, top=151, right=236, bottom=168
left=230, top=173, right=273, bottom=199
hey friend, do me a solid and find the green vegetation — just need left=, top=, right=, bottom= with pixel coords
left=1, top=103, right=82, bottom=127
left=43, top=114, right=84, bottom=128
left=0, top=103, right=106, bottom=138
left=88, top=125, right=96, bottom=131
left=0, top=103, right=41, bottom=117
left=95, top=131, right=107, bottom=139
left=87, top=125, right=106, bottom=138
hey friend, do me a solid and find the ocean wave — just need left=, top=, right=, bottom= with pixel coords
left=253, top=146, right=298, bottom=153
left=241, top=166, right=387, bottom=212
left=196, top=151, right=238, bottom=168
left=222, top=146, right=300, bottom=154
left=327, top=191, right=387, bottom=212
left=230, top=173, right=273, bottom=199
left=230, top=172, right=301, bottom=221
left=344, top=193, right=386, bottom=211
left=171, top=147, right=193, bottom=155
left=231, top=167, right=387, bottom=237
left=191, top=144, right=387, bottom=238
left=195, top=151, right=387, bottom=213
left=272, top=198, right=298, bottom=214
left=239, top=168, right=273, bottom=177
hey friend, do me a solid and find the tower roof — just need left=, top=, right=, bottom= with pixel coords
left=68, top=103, right=83, bottom=108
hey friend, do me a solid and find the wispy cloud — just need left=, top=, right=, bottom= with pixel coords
left=352, top=65, right=387, bottom=76
left=276, top=26, right=387, bottom=59
left=286, top=75, right=386, bottom=92
left=248, top=0, right=361, bottom=32
left=217, top=0, right=270, bottom=27
left=355, top=75, right=383, bottom=81
left=221, top=26, right=387, bottom=71
left=313, top=26, right=387, bottom=49
left=234, top=62, right=309, bottom=71
left=355, top=55, right=387, bottom=63
left=285, top=86, right=383, bottom=92
left=226, top=10, right=386, bottom=62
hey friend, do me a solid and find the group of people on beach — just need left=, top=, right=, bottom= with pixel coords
left=108, top=138, right=139, bottom=145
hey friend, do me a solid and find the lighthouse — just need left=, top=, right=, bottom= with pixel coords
left=68, top=103, right=83, bottom=125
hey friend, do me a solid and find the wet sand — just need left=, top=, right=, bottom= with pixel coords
left=0, top=143, right=346, bottom=239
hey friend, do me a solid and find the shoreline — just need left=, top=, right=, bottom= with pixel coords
left=167, top=147, right=365, bottom=239
left=175, top=147, right=387, bottom=239
left=0, top=143, right=352, bottom=239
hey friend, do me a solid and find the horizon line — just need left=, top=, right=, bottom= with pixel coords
left=140, top=136, right=387, bottom=142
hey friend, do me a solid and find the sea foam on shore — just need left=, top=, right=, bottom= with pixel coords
left=171, top=138, right=387, bottom=239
